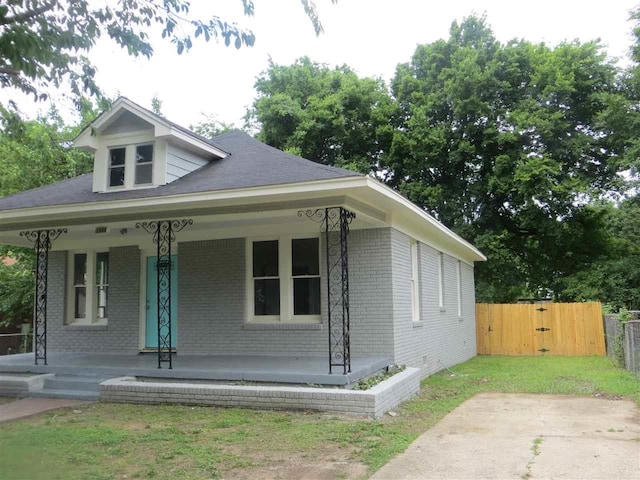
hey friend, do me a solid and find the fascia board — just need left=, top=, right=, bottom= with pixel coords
left=365, top=177, right=487, bottom=263
left=161, top=128, right=228, bottom=158
left=0, top=177, right=369, bottom=229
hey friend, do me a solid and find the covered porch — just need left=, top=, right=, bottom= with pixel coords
left=0, top=176, right=396, bottom=384
left=0, top=352, right=390, bottom=386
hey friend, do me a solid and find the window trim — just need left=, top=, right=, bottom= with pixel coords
left=410, top=239, right=420, bottom=322
left=246, top=234, right=322, bottom=324
left=66, top=249, right=109, bottom=326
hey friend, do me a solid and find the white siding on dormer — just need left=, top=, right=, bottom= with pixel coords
left=166, top=144, right=210, bottom=183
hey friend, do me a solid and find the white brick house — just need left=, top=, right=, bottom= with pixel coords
left=0, top=97, right=485, bottom=385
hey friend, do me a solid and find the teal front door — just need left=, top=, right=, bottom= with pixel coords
left=146, top=256, right=178, bottom=348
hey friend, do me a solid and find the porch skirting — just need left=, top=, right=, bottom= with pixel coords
left=100, top=367, right=421, bottom=418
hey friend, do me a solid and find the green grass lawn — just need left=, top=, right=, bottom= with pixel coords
left=0, top=356, right=637, bottom=480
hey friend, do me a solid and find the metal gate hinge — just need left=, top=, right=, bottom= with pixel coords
left=536, top=327, right=550, bottom=332
left=536, top=307, right=547, bottom=312
left=538, top=348, right=550, bottom=353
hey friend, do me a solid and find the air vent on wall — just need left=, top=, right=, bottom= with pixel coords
left=95, top=226, right=109, bottom=234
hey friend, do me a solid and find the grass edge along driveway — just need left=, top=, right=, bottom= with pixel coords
left=0, top=356, right=638, bottom=480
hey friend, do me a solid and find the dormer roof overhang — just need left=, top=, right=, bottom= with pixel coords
left=73, top=97, right=229, bottom=159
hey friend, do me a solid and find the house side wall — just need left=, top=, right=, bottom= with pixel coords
left=47, top=246, right=141, bottom=353
left=176, top=228, right=394, bottom=357
left=166, top=144, right=209, bottom=183
left=390, top=228, right=477, bottom=377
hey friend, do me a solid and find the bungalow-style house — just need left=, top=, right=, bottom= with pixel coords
left=0, top=98, right=485, bottom=405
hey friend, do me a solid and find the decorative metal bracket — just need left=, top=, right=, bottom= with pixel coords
left=135, top=219, right=192, bottom=369
left=19, top=228, right=67, bottom=365
left=298, top=207, right=356, bottom=374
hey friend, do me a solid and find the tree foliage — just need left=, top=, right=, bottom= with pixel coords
left=0, top=0, right=335, bottom=103
left=190, top=113, right=236, bottom=139
left=248, top=57, right=397, bottom=174
left=251, top=15, right=637, bottom=304
left=560, top=197, right=640, bottom=310
left=0, top=105, right=95, bottom=327
left=388, top=16, right=630, bottom=301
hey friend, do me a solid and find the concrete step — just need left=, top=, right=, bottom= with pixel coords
left=43, top=376, right=104, bottom=392
left=29, top=374, right=112, bottom=401
left=30, top=388, right=100, bottom=401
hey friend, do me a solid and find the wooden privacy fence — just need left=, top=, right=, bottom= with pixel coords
left=476, top=302, right=605, bottom=356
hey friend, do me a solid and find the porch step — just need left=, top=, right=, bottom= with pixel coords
left=30, top=388, right=100, bottom=401
left=29, top=374, right=113, bottom=401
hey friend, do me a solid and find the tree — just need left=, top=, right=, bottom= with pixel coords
left=190, top=113, right=236, bottom=138
left=0, top=0, right=336, bottom=103
left=247, top=57, right=397, bottom=174
left=0, top=106, right=93, bottom=196
left=389, top=15, right=629, bottom=301
left=560, top=197, right=640, bottom=310
left=0, top=105, right=95, bottom=327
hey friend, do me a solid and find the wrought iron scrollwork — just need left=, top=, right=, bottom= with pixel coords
left=298, top=207, right=356, bottom=374
left=19, top=228, right=67, bottom=365
left=135, top=219, right=192, bottom=369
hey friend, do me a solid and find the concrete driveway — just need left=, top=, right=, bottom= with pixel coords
left=372, top=393, right=640, bottom=480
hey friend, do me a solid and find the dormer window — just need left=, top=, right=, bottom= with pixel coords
left=107, top=143, right=155, bottom=189
left=74, top=97, right=229, bottom=193
left=135, top=144, right=154, bottom=185
left=108, top=147, right=126, bottom=187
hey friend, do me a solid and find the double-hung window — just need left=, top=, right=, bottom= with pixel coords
left=292, top=238, right=321, bottom=316
left=68, top=251, right=109, bottom=325
left=107, top=143, right=154, bottom=189
left=248, top=236, right=321, bottom=323
left=108, top=147, right=126, bottom=187
left=252, top=240, right=280, bottom=317
left=135, top=144, right=154, bottom=185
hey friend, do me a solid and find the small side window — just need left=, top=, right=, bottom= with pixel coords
left=135, top=144, right=154, bottom=185
left=108, top=147, right=126, bottom=187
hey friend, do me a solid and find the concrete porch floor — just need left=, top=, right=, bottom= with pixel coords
left=0, top=353, right=390, bottom=386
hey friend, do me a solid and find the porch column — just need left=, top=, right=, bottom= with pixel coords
left=19, top=228, right=67, bottom=365
left=298, top=207, right=356, bottom=374
left=136, top=219, right=193, bottom=369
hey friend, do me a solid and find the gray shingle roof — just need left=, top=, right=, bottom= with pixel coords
left=0, top=130, right=361, bottom=212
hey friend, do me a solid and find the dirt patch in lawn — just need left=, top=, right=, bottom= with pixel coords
left=224, top=444, right=367, bottom=480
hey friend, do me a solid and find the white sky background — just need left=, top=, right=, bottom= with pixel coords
left=7, top=0, right=640, bottom=127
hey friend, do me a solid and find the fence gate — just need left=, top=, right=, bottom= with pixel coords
left=476, top=302, right=605, bottom=356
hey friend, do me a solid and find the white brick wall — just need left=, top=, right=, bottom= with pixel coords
left=100, top=367, right=421, bottom=418
left=43, top=227, right=478, bottom=376
left=177, top=229, right=395, bottom=356
left=47, top=246, right=141, bottom=353
left=390, top=229, right=477, bottom=377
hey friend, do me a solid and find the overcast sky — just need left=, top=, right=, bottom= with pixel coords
left=7, top=0, right=640, bottom=127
